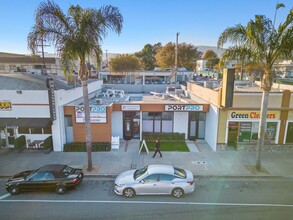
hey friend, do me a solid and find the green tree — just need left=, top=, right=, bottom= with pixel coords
left=135, top=43, right=162, bottom=70
left=206, top=57, right=220, bottom=70
left=109, top=54, right=141, bottom=77
left=202, top=50, right=219, bottom=72
left=155, top=42, right=201, bottom=70
left=202, top=50, right=217, bottom=59
left=217, top=7, right=293, bottom=170
left=245, top=62, right=264, bottom=79
left=155, top=42, right=174, bottom=69
left=28, top=0, right=123, bottom=171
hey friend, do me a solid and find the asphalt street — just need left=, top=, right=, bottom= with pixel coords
left=0, top=177, right=293, bottom=220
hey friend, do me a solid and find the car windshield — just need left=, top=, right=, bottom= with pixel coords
left=133, top=166, right=148, bottom=180
left=62, top=166, right=73, bottom=177
left=174, top=167, right=186, bottom=178
left=26, top=169, right=39, bottom=179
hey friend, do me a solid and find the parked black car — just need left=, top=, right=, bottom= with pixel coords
left=6, top=164, right=84, bottom=195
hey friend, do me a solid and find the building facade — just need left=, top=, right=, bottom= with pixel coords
left=0, top=73, right=103, bottom=151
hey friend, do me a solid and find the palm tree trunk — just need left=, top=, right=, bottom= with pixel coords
left=82, top=79, right=93, bottom=171
left=256, top=90, right=269, bottom=170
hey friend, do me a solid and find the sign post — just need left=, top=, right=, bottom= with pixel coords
left=139, top=139, right=149, bottom=155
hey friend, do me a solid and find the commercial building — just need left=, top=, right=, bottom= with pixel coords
left=99, top=68, right=195, bottom=85
left=0, top=73, right=102, bottom=151
left=187, top=69, right=293, bottom=150
left=2, top=68, right=293, bottom=152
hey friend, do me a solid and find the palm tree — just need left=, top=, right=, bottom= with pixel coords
left=28, top=0, right=123, bottom=171
left=217, top=8, right=293, bottom=170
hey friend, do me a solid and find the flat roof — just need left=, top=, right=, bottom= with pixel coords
left=87, top=89, right=208, bottom=106
left=0, top=73, right=72, bottom=90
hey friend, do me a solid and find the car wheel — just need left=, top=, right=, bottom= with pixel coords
left=55, top=184, right=66, bottom=195
left=172, top=188, right=184, bottom=198
left=7, top=184, right=20, bottom=195
left=123, top=188, right=135, bottom=198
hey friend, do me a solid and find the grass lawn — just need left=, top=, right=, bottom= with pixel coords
left=142, top=141, right=189, bottom=152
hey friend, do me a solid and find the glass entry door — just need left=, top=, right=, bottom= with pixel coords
left=123, top=112, right=140, bottom=140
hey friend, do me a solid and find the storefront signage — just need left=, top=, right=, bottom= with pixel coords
left=46, top=78, right=56, bottom=121
left=0, top=101, right=12, bottom=111
left=165, top=105, right=203, bottom=111
left=75, top=106, right=107, bottom=123
left=229, top=111, right=279, bottom=120
left=121, top=105, right=140, bottom=111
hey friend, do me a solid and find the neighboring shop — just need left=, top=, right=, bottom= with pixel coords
left=225, top=110, right=280, bottom=148
left=0, top=99, right=52, bottom=148
left=0, top=73, right=103, bottom=151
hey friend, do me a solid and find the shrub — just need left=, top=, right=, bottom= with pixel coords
left=63, top=142, right=111, bottom=152
left=43, top=136, right=53, bottom=150
left=276, top=79, right=293, bottom=85
left=14, top=135, right=26, bottom=152
left=142, top=132, right=185, bottom=141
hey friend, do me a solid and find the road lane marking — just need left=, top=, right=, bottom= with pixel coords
left=0, top=194, right=10, bottom=200
left=0, top=199, right=293, bottom=208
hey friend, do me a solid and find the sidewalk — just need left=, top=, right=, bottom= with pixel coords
left=0, top=139, right=292, bottom=178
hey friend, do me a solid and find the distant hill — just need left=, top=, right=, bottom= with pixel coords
left=197, top=45, right=225, bottom=58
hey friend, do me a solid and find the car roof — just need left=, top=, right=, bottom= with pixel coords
left=147, top=164, right=174, bottom=175
left=38, top=164, right=67, bottom=173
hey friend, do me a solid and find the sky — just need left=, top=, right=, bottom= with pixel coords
left=0, top=0, right=292, bottom=55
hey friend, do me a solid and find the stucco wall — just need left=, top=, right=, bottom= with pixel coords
left=63, top=105, right=112, bottom=143
left=1, top=90, right=50, bottom=118
left=205, top=104, right=219, bottom=151
left=233, top=93, right=283, bottom=108
left=217, top=109, right=228, bottom=144
left=187, top=82, right=220, bottom=106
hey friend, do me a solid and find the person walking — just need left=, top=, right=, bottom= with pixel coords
left=152, top=138, right=162, bottom=158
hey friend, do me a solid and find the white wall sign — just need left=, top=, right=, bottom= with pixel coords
left=75, top=105, right=107, bottom=123
left=165, top=105, right=203, bottom=111
left=122, top=105, right=140, bottom=111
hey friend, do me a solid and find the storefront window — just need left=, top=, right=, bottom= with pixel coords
left=266, top=122, right=277, bottom=142
left=142, top=112, right=153, bottom=132
left=238, top=122, right=252, bottom=142
left=286, top=122, right=293, bottom=143
left=142, top=112, right=173, bottom=133
left=233, top=121, right=277, bottom=144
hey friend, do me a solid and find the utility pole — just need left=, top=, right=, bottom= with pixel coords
left=37, top=35, right=49, bottom=75
left=105, top=49, right=109, bottom=67
left=106, top=50, right=111, bottom=83
left=175, top=32, right=180, bottom=83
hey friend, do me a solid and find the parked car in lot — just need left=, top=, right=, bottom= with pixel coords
left=114, top=164, right=195, bottom=198
left=6, top=164, right=83, bottom=195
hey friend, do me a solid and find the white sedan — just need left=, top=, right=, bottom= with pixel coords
left=114, top=164, right=195, bottom=198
